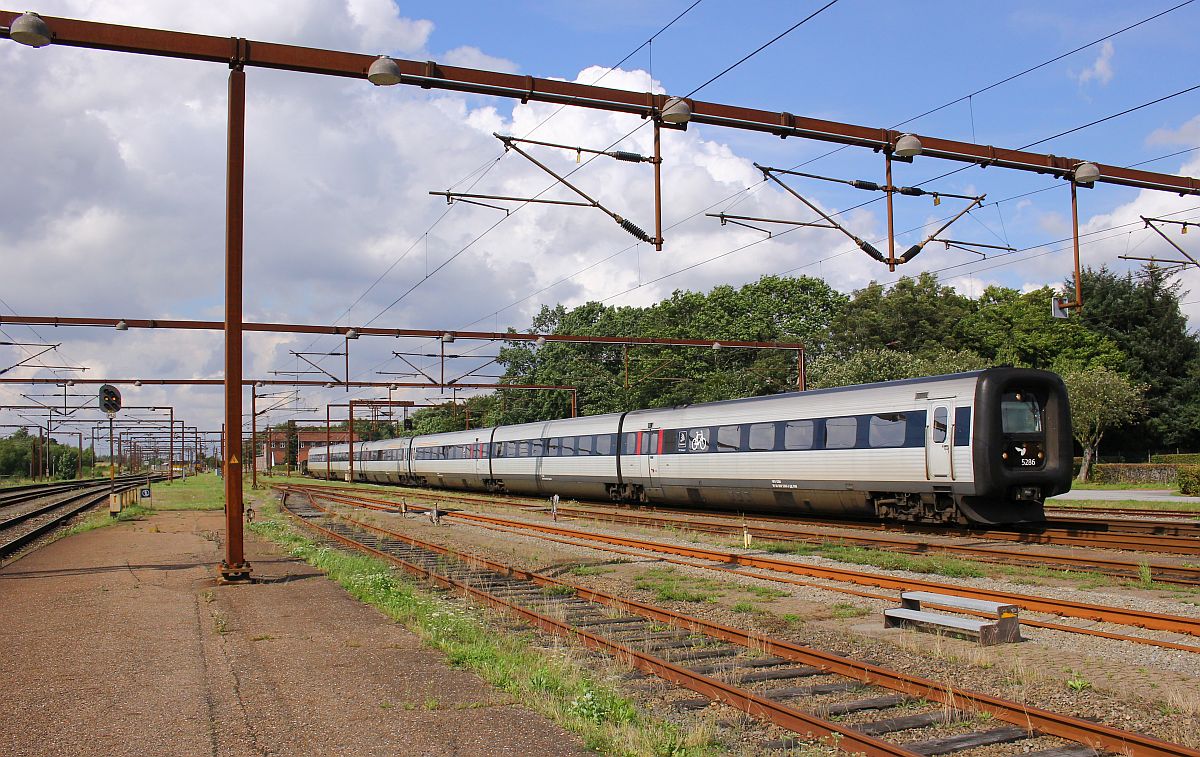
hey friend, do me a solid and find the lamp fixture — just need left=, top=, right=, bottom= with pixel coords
left=367, top=55, right=403, bottom=86
left=8, top=12, right=52, bottom=48
left=1073, top=161, right=1100, bottom=185
left=115, top=319, right=128, bottom=331
left=324, top=382, right=334, bottom=389
left=134, top=380, right=142, bottom=387
left=441, top=332, right=455, bottom=343
left=894, top=133, right=922, bottom=158
left=534, top=336, right=546, bottom=347
left=711, top=342, right=722, bottom=350
left=345, top=328, right=359, bottom=340
left=660, top=96, right=692, bottom=125
left=389, top=384, right=399, bottom=391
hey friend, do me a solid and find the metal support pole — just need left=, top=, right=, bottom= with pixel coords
left=76, top=433, right=82, bottom=479
left=221, top=64, right=251, bottom=581
left=168, top=407, right=174, bottom=484
left=251, top=389, right=257, bottom=489
left=91, top=427, right=95, bottom=477
left=653, top=121, right=663, bottom=252
left=571, top=389, right=578, bottom=418
left=1070, top=181, right=1083, bottom=309
left=797, top=349, right=806, bottom=392
left=885, top=153, right=896, bottom=272
left=325, top=404, right=331, bottom=480
left=344, top=336, right=350, bottom=393
left=348, top=405, right=355, bottom=483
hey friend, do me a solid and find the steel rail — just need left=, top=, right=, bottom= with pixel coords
left=283, top=488, right=1200, bottom=757
left=283, top=485, right=1200, bottom=638
left=282, top=493, right=911, bottom=756
left=295, top=483, right=1200, bottom=582
left=0, top=479, right=151, bottom=558
left=2, top=11, right=1198, bottom=197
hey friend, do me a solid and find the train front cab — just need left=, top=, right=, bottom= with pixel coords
left=959, top=368, right=1072, bottom=524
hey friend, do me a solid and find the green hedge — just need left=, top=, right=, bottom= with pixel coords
left=1086, top=464, right=1178, bottom=485
left=1179, top=466, right=1200, bottom=496
left=1150, top=453, right=1200, bottom=465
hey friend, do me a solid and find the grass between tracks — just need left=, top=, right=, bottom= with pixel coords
left=248, top=498, right=721, bottom=757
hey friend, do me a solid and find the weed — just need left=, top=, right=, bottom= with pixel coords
left=213, top=611, right=229, bottom=635
left=731, top=601, right=756, bottom=614
left=830, top=602, right=870, bottom=619
left=247, top=501, right=719, bottom=755
left=1137, top=561, right=1154, bottom=586
left=379, top=701, right=393, bottom=710
left=780, top=613, right=803, bottom=626
left=1066, top=671, right=1092, bottom=692
left=422, top=697, right=440, bottom=711
left=568, top=565, right=614, bottom=577
left=541, top=585, right=577, bottom=597
left=250, top=634, right=274, bottom=642
left=745, top=584, right=788, bottom=599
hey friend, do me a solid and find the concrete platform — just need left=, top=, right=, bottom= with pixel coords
left=0, top=510, right=586, bottom=757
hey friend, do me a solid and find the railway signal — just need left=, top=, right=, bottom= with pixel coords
left=99, top=384, right=122, bottom=414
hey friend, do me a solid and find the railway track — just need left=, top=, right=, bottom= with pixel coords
left=293, top=482, right=1200, bottom=586
left=278, top=484, right=1200, bottom=654
left=279, top=487, right=1198, bottom=757
left=0, top=476, right=158, bottom=560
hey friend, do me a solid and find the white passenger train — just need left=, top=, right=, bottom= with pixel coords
left=305, top=368, right=1072, bottom=525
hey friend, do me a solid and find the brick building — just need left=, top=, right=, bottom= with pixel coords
left=255, top=429, right=358, bottom=471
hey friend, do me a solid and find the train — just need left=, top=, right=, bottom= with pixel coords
left=303, top=367, right=1072, bottom=525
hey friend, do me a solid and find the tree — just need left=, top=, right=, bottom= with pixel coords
left=1060, top=367, right=1147, bottom=482
left=958, top=286, right=1124, bottom=372
left=807, top=347, right=989, bottom=389
left=826, top=272, right=974, bottom=356
left=1074, top=265, right=1200, bottom=453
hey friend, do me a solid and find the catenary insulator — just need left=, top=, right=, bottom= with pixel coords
left=619, top=218, right=653, bottom=242
left=857, top=239, right=887, bottom=263
left=609, top=150, right=649, bottom=163
left=850, top=180, right=881, bottom=191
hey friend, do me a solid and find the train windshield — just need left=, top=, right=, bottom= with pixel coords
left=1001, top=391, right=1042, bottom=433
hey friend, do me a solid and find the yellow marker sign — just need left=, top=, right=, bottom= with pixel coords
left=229, top=454, right=239, bottom=465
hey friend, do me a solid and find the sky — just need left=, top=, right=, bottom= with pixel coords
left=2, top=0, right=1200, bottom=449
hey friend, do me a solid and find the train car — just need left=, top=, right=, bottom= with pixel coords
left=305, top=367, right=1071, bottom=524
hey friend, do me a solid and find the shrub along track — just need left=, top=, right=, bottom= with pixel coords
left=292, top=482, right=1200, bottom=586
left=276, top=484, right=1200, bottom=656
left=278, top=487, right=1197, bottom=757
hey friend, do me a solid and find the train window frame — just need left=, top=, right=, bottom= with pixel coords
left=868, top=413, right=907, bottom=448
left=783, top=420, right=814, bottom=451
left=932, top=407, right=948, bottom=444
left=825, top=417, right=857, bottom=449
left=716, top=425, right=741, bottom=453
left=578, top=435, right=594, bottom=456
left=596, top=434, right=614, bottom=456
left=561, top=436, right=576, bottom=456
left=1001, top=391, right=1043, bottom=434
left=747, top=422, right=776, bottom=452
left=622, top=432, right=637, bottom=455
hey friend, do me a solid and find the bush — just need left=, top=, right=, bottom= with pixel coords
left=1179, top=466, right=1200, bottom=496
left=1150, top=453, right=1200, bottom=465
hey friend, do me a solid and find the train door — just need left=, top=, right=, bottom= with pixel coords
left=926, top=400, right=955, bottom=480
left=642, top=425, right=663, bottom=499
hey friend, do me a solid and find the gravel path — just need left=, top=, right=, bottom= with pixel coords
left=0, top=509, right=587, bottom=757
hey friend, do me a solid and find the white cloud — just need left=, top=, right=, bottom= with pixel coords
left=1072, top=41, right=1114, bottom=86
left=1148, top=114, right=1200, bottom=147
left=442, top=46, right=518, bottom=74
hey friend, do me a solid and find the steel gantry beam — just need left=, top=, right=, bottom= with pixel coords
left=2, top=10, right=1198, bottom=196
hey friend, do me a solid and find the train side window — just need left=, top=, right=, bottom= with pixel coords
left=869, top=413, right=907, bottom=448
left=492, top=442, right=503, bottom=458
left=622, top=432, right=638, bottom=454
left=578, top=435, right=594, bottom=456
left=595, top=434, right=613, bottom=456
left=783, top=420, right=814, bottom=450
left=932, top=408, right=948, bottom=444
left=547, top=437, right=561, bottom=456
left=517, top=441, right=529, bottom=457
left=530, top=439, right=546, bottom=457
left=747, top=423, right=776, bottom=451
left=826, top=417, right=857, bottom=449
left=716, top=425, right=741, bottom=452
left=560, top=436, right=575, bottom=456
